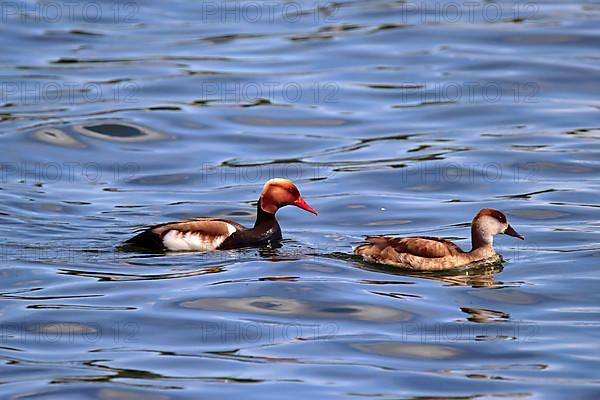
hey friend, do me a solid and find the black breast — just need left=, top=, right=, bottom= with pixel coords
left=219, top=207, right=282, bottom=249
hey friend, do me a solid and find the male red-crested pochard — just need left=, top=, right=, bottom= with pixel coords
left=123, top=178, right=317, bottom=251
left=354, top=208, right=524, bottom=270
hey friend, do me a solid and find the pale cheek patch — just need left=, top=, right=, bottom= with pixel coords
left=162, top=225, right=236, bottom=251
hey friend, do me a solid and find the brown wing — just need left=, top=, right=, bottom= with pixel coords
left=363, top=235, right=464, bottom=258
left=151, top=218, right=244, bottom=237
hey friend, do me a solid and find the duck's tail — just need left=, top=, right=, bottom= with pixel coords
left=120, top=229, right=163, bottom=250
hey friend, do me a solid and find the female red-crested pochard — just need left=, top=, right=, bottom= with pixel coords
left=354, top=208, right=524, bottom=270
left=123, top=178, right=317, bottom=251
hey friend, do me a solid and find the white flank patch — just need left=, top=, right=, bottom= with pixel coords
left=162, top=224, right=236, bottom=251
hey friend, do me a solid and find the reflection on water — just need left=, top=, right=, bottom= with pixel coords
left=32, top=122, right=168, bottom=147
left=0, top=0, right=599, bottom=398
left=181, top=295, right=413, bottom=321
left=353, top=342, right=461, bottom=360
left=74, top=122, right=167, bottom=142
left=355, top=259, right=505, bottom=288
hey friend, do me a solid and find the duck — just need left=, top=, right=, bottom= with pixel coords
left=354, top=208, right=524, bottom=270
left=123, top=178, right=317, bottom=251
